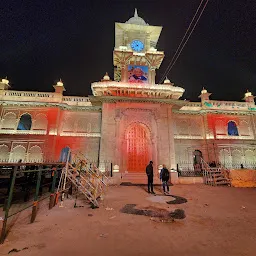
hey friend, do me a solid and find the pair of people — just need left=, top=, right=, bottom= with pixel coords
left=146, top=161, right=170, bottom=195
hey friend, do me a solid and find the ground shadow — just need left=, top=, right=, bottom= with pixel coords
left=120, top=204, right=186, bottom=220
left=166, top=195, right=188, bottom=205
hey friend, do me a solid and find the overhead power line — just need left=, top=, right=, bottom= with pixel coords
left=160, top=0, right=205, bottom=83
left=159, top=0, right=209, bottom=84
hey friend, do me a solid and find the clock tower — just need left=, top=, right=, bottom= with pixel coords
left=113, top=9, right=164, bottom=84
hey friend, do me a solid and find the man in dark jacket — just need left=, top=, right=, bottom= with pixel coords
left=146, top=161, right=155, bottom=194
left=160, top=164, right=170, bottom=195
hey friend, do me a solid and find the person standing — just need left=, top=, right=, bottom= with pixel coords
left=160, top=164, right=170, bottom=195
left=146, top=161, right=155, bottom=194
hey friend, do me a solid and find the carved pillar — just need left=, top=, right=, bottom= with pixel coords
left=149, top=68, right=156, bottom=84
left=121, top=63, right=129, bottom=83
left=99, top=102, right=116, bottom=171
left=202, top=113, right=210, bottom=162
left=115, top=115, right=121, bottom=167
left=120, top=138, right=127, bottom=173
left=167, top=106, right=176, bottom=169
left=121, top=65, right=126, bottom=82
left=146, top=33, right=150, bottom=51
left=250, top=115, right=256, bottom=139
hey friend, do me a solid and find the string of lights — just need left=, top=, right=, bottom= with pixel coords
left=159, top=0, right=209, bottom=84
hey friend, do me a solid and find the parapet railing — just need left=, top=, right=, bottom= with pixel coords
left=203, top=100, right=251, bottom=110
left=62, top=96, right=92, bottom=106
left=0, top=90, right=92, bottom=106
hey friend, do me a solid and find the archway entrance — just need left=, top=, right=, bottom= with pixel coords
left=126, top=123, right=150, bottom=172
left=193, top=150, right=203, bottom=171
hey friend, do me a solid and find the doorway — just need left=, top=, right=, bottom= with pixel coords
left=126, top=123, right=151, bottom=172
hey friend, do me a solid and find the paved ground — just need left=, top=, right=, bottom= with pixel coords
left=0, top=184, right=256, bottom=256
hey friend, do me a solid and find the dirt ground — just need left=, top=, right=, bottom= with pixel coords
left=0, top=184, right=256, bottom=256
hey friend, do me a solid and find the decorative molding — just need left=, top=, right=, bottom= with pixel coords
left=0, top=129, right=47, bottom=135
left=174, top=135, right=204, bottom=139
left=0, top=101, right=102, bottom=112
left=59, top=132, right=101, bottom=137
left=216, top=134, right=254, bottom=140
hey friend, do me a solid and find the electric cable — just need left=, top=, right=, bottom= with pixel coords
left=159, top=0, right=209, bottom=84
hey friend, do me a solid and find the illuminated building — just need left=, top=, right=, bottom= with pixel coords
left=0, top=10, right=255, bottom=176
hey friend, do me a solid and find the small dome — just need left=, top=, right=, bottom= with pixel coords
left=102, top=72, right=110, bottom=81
left=126, top=9, right=148, bottom=26
left=245, top=90, right=252, bottom=97
left=2, top=77, right=9, bottom=85
left=201, top=87, right=207, bottom=94
left=164, top=77, right=171, bottom=84
left=57, top=79, right=64, bottom=86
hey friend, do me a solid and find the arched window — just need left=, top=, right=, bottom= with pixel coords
left=193, top=150, right=203, bottom=165
left=59, top=147, right=71, bottom=162
left=228, top=121, right=239, bottom=136
left=0, top=145, right=9, bottom=162
left=17, top=114, right=32, bottom=130
left=2, top=112, right=17, bottom=129
left=10, top=145, right=26, bottom=162
left=28, top=146, right=43, bottom=163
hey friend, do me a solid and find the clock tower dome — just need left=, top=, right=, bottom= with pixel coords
left=113, top=9, right=164, bottom=84
left=91, top=10, right=184, bottom=100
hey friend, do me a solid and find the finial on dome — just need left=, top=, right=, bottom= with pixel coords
left=101, top=72, right=111, bottom=82
left=163, top=77, right=175, bottom=86
left=0, top=76, right=10, bottom=90
left=56, top=78, right=64, bottom=87
left=245, top=89, right=252, bottom=98
left=134, top=8, right=138, bottom=17
left=243, top=89, right=255, bottom=103
left=163, top=77, right=171, bottom=84
left=53, top=78, right=65, bottom=93
left=125, top=8, right=148, bottom=26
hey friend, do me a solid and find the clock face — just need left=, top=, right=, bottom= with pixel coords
left=131, top=40, right=144, bottom=52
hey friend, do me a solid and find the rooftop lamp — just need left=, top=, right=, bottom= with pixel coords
left=56, top=79, right=64, bottom=87
left=101, top=72, right=111, bottom=82
left=245, top=90, right=252, bottom=98
left=163, top=77, right=171, bottom=84
left=163, top=77, right=174, bottom=86
left=53, top=78, right=65, bottom=93
left=2, top=77, right=9, bottom=85
left=201, top=87, right=208, bottom=94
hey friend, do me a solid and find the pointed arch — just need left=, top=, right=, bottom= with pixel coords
left=228, top=121, right=239, bottom=136
left=219, top=149, right=231, bottom=167
left=59, top=146, right=71, bottom=162
left=239, top=121, right=250, bottom=136
left=28, top=145, right=43, bottom=163
left=0, top=145, right=9, bottom=162
left=17, top=113, right=32, bottom=130
left=10, top=145, right=26, bottom=162
left=232, top=149, right=242, bottom=168
left=33, top=114, right=48, bottom=130
left=244, top=150, right=255, bottom=167
left=193, top=150, right=203, bottom=165
left=1, top=112, right=17, bottom=129
left=215, top=119, right=225, bottom=135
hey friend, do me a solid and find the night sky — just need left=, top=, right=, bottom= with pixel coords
left=1, top=0, right=255, bottom=101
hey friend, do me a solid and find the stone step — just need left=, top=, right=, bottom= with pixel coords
left=121, top=173, right=161, bottom=185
